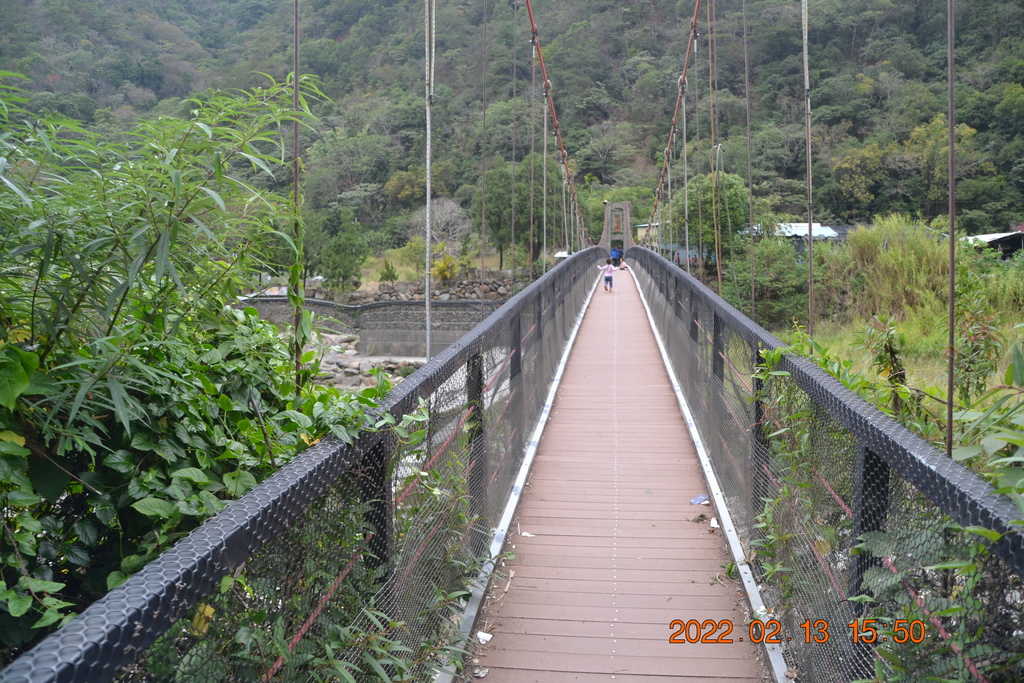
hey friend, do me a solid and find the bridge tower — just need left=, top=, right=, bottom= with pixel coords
left=600, top=201, right=633, bottom=255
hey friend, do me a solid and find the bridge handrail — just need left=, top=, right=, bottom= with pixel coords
left=0, top=248, right=604, bottom=682
left=628, top=245, right=1024, bottom=681
left=628, top=247, right=1024, bottom=571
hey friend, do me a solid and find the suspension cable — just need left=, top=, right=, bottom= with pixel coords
left=801, top=0, right=814, bottom=335
left=571, top=195, right=578, bottom=253
left=663, top=145, right=671, bottom=262
left=695, top=36, right=704, bottom=279
left=709, top=0, right=723, bottom=296
left=480, top=0, right=489, bottom=319
left=645, top=0, right=704, bottom=246
left=291, top=0, right=303, bottom=397
left=683, top=78, right=691, bottom=273
left=561, top=169, right=569, bottom=252
left=510, top=0, right=518, bottom=272
left=523, top=0, right=589, bottom=245
left=529, top=32, right=537, bottom=278
left=543, top=97, right=549, bottom=272
left=424, top=0, right=436, bottom=360
left=656, top=195, right=663, bottom=258
left=718, top=145, right=740, bottom=301
left=945, top=0, right=956, bottom=457
left=742, top=0, right=756, bottom=318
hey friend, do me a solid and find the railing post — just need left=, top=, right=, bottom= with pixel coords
left=688, top=289, right=699, bottom=343
left=710, top=312, right=726, bottom=463
left=361, top=431, right=395, bottom=578
left=466, top=350, right=488, bottom=555
left=751, top=343, right=770, bottom=529
left=684, top=289, right=699, bottom=397
left=847, top=444, right=891, bottom=677
left=509, top=313, right=524, bottom=471
left=849, top=444, right=891, bottom=605
left=533, top=298, right=544, bottom=418
left=711, top=312, right=725, bottom=380
left=669, top=275, right=682, bottom=380
left=673, top=273, right=683, bottom=326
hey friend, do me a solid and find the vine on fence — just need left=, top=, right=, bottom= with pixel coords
left=116, top=390, right=496, bottom=682
left=755, top=328, right=1024, bottom=682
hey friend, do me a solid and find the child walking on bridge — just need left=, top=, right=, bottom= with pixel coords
left=598, top=258, right=629, bottom=293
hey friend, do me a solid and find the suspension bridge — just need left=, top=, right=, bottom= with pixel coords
left=1, top=0, right=1019, bottom=681
left=4, top=231, right=1021, bottom=683
left=465, top=257, right=767, bottom=681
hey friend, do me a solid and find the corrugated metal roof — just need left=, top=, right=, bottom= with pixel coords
left=965, top=232, right=1022, bottom=243
left=777, top=222, right=839, bottom=238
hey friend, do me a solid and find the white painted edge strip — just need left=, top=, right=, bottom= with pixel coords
left=628, top=267, right=790, bottom=683
left=435, top=272, right=603, bottom=683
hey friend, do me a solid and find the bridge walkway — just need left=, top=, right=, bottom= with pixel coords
left=472, top=269, right=766, bottom=681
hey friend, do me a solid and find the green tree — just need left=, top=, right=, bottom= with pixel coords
left=471, top=161, right=519, bottom=270
left=384, top=168, right=427, bottom=208
left=303, top=131, right=397, bottom=212
left=304, top=205, right=371, bottom=289
left=668, top=172, right=751, bottom=260
left=884, top=115, right=994, bottom=221
left=826, top=143, right=887, bottom=220
left=731, top=238, right=807, bottom=329
left=395, top=235, right=427, bottom=279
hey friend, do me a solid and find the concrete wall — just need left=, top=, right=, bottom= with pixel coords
left=242, top=297, right=503, bottom=357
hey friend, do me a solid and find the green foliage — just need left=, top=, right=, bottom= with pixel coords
left=0, top=76, right=398, bottom=658
left=826, top=216, right=948, bottom=317
left=378, top=259, right=399, bottom=284
left=758, top=332, right=1024, bottom=681
left=118, top=400, right=484, bottom=682
left=861, top=317, right=910, bottom=415
left=848, top=517, right=1024, bottom=681
left=431, top=254, right=458, bottom=283
left=470, top=155, right=570, bottom=268
left=303, top=132, right=396, bottom=218
left=732, top=238, right=808, bottom=329
left=954, top=266, right=1003, bottom=403
left=951, top=341, right=1024, bottom=480
left=383, top=169, right=426, bottom=209
left=3, top=0, right=1024, bottom=234
left=304, top=204, right=371, bottom=290
left=471, top=160, right=520, bottom=270
left=394, top=236, right=427, bottom=280
left=671, top=172, right=751, bottom=253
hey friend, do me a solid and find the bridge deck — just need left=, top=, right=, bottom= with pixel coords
left=472, top=269, right=766, bottom=681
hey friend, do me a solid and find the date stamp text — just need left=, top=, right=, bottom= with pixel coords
left=668, top=618, right=928, bottom=644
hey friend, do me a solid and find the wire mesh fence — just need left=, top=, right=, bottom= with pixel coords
left=628, top=246, right=1024, bottom=682
left=0, top=247, right=603, bottom=683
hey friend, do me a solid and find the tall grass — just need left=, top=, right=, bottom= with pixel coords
left=817, top=214, right=950, bottom=325
left=811, top=214, right=1024, bottom=385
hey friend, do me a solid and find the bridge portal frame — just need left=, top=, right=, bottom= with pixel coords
left=599, top=201, right=633, bottom=254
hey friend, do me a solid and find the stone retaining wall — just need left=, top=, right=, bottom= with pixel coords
left=340, top=277, right=525, bottom=304
left=243, top=295, right=508, bottom=357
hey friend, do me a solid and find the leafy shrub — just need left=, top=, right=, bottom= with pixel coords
left=0, top=74, right=389, bottom=659
left=728, top=238, right=808, bottom=329
left=378, top=259, right=399, bottom=283
left=432, top=253, right=458, bottom=283
left=954, top=265, right=1002, bottom=403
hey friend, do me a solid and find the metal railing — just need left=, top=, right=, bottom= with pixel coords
left=0, top=247, right=604, bottom=682
left=628, top=246, right=1024, bottom=682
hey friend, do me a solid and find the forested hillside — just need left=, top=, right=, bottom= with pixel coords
left=3, top=0, right=1024, bottom=257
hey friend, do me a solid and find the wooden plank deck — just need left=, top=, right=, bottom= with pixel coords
left=471, top=268, right=768, bottom=681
